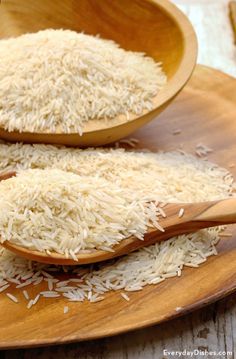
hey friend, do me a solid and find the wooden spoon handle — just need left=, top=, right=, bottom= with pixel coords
left=118, top=198, right=236, bottom=259
left=155, top=198, right=236, bottom=238
left=193, top=198, right=236, bottom=224
left=84, top=198, right=236, bottom=264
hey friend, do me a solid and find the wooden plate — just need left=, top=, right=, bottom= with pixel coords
left=0, top=65, right=236, bottom=349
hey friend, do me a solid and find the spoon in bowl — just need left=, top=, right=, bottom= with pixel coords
left=1, top=189, right=236, bottom=265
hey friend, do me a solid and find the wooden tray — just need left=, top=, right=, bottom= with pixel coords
left=0, top=65, right=236, bottom=349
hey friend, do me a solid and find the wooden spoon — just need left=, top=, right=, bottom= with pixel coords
left=1, top=198, right=236, bottom=266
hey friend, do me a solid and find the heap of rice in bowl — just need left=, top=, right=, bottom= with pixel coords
left=0, top=29, right=166, bottom=135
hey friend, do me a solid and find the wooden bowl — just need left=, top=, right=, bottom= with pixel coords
left=0, top=0, right=197, bottom=146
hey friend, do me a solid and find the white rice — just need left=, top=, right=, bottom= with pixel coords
left=0, top=144, right=234, bottom=306
left=56, top=287, right=77, bottom=292
left=23, top=290, right=29, bottom=300
left=56, top=280, right=70, bottom=288
left=45, top=278, right=54, bottom=291
left=178, top=208, right=185, bottom=218
left=195, top=143, right=213, bottom=157
left=121, top=293, right=130, bottom=301
left=27, top=300, right=34, bottom=309
left=6, top=293, right=18, bottom=303
left=6, top=278, right=20, bottom=284
left=40, top=271, right=53, bottom=279
left=175, top=306, right=182, bottom=312
left=0, top=29, right=166, bottom=135
left=172, top=129, right=182, bottom=135
left=32, top=294, right=40, bottom=305
left=219, top=232, right=232, bottom=237
left=40, top=291, right=60, bottom=298
left=0, top=168, right=163, bottom=256
left=0, top=284, right=10, bottom=292
left=16, top=280, right=33, bottom=288
left=63, top=306, right=69, bottom=314
left=117, top=138, right=140, bottom=148
left=33, top=277, right=43, bottom=285
left=158, top=207, right=166, bottom=218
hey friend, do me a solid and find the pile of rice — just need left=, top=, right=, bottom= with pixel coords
left=0, top=29, right=166, bottom=135
left=0, top=168, right=162, bottom=257
left=0, top=143, right=234, bottom=306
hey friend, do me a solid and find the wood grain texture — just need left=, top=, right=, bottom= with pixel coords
left=3, top=295, right=235, bottom=358
left=3, top=199, right=236, bottom=266
left=0, top=0, right=197, bottom=146
left=0, top=65, right=236, bottom=352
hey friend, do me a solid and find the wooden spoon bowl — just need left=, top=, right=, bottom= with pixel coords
left=0, top=0, right=197, bottom=146
left=2, top=198, right=236, bottom=266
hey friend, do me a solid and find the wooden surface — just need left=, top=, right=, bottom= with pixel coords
left=0, top=0, right=197, bottom=146
left=1, top=0, right=236, bottom=357
left=0, top=65, right=236, bottom=355
left=3, top=198, right=236, bottom=266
